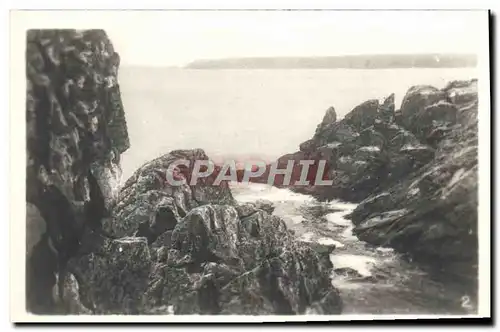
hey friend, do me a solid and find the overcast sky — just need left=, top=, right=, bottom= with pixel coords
left=17, top=10, right=484, bottom=66
left=106, top=11, right=483, bottom=66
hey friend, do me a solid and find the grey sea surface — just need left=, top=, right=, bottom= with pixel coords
left=118, top=67, right=477, bottom=180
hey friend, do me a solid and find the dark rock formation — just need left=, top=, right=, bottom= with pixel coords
left=379, top=93, right=395, bottom=122
left=351, top=79, right=478, bottom=289
left=399, top=85, right=447, bottom=132
left=105, top=151, right=342, bottom=315
left=26, top=29, right=342, bottom=315
left=68, top=237, right=151, bottom=314
left=344, top=99, right=380, bottom=130
left=275, top=78, right=478, bottom=288
left=26, top=29, right=129, bottom=314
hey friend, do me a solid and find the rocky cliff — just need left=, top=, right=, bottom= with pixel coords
left=97, top=150, right=342, bottom=315
left=25, top=30, right=342, bottom=315
left=277, top=79, right=478, bottom=288
left=26, top=29, right=129, bottom=314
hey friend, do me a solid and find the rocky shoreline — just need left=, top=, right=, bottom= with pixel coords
left=25, top=30, right=342, bottom=315
left=274, top=77, right=479, bottom=291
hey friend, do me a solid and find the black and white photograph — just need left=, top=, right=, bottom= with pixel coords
left=10, top=8, right=491, bottom=322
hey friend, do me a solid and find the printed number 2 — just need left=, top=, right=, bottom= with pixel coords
left=461, top=295, right=472, bottom=310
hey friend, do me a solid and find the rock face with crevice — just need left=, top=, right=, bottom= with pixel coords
left=26, top=29, right=129, bottom=314
left=25, top=30, right=342, bottom=315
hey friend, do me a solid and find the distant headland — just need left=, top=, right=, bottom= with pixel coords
left=184, top=54, right=477, bottom=69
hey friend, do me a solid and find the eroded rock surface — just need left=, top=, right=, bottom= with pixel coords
left=104, top=151, right=342, bottom=315
left=275, top=79, right=478, bottom=287
left=26, top=29, right=129, bottom=314
left=351, top=80, right=478, bottom=287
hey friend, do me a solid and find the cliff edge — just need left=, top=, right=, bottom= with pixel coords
left=26, top=29, right=129, bottom=314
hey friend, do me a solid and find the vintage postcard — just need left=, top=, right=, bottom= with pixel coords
left=10, top=9, right=491, bottom=322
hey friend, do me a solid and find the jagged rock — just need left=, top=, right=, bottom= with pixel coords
left=217, top=246, right=341, bottom=315
left=343, top=99, right=380, bottom=130
left=336, top=156, right=368, bottom=175
left=26, top=234, right=59, bottom=314
left=379, top=93, right=395, bottom=122
left=26, top=29, right=343, bottom=316
left=25, top=29, right=130, bottom=314
left=373, top=121, right=403, bottom=140
left=415, top=101, right=458, bottom=145
left=351, top=80, right=478, bottom=287
left=254, top=199, right=275, bottom=215
left=236, top=202, right=258, bottom=218
left=94, top=148, right=342, bottom=315
left=444, top=79, right=478, bottom=105
left=315, top=143, right=341, bottom=168
left=111, top=149, right=235, bottom=240
left=26, top=203, right=46, bottom=256
left=68, top=237, right=151, bottom=314
left=152, top=230, right=174, bottom=249
left=52, top=272, right=93, bottom=314
left=314, top=106, right=337, bottom=138
left=357, top=127, right=386, bottom=148
left=334, top=267, right=364, bottom=279
left=328, top=121, right=360, bottom=143
left=215, top=264, right=277, bottom=314
left=301, top=241, right=336, bottom=255
left=385, top=152, right=416, bottom=183
left=145, top=201, right=342, bottom=315
left=314, top=121, right=359, bottom=147
left=399, top=144, right=435, bottom=167
left=107, top=190, right=181, bottom=241
left=273, top=79, right=478, bottom=293
left=233, top=202, right=277, bottom=221
left=277, top=82, right=474, bottom=205
left=150, top=246, right=169, bottom=263
left=278, top=97, right=406, bottom=201
left=400, top=85, right=448, bottom=133
left=322, top=106, right=338, bottom=125
left=354, top=209, right=409, bottom=233
left=353, top=146, right=384, bottom=161
left=389, top=129, right=421, bottom=151
left=349, top=192, right=394, bottom=225
left=89, top=158, right=123, bottom=211
left=240, top=210, right=265, bottom=237
left=171, top=204, right=242, bottom=266
left=299, top=139, right=319, bottom=152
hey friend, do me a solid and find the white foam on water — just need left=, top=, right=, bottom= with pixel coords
left=407, top=187, right=420, bottom=198
left=290, top=215, right=305, bottom=225
left=359, top=146, right=380, bottom=152
left=376, top=247, right=395, bottom=253
left=299, top=232, right=315, bottom=243
left=401, top=144, right=430, bottom=151
left=230, top=182, right=316, bottom=204
left=325, top=212, right=352, bottom=227
left=317, top=237, right=345, bottom=248
left=341, top=225, right=358, bottom=240
left=300, top=233, right=345, bottom=249
left=330, top=277, right=365, bottom=290
left=330, top=254, right=378, bottom=277
left=328, top=199, right=358, bottom=211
